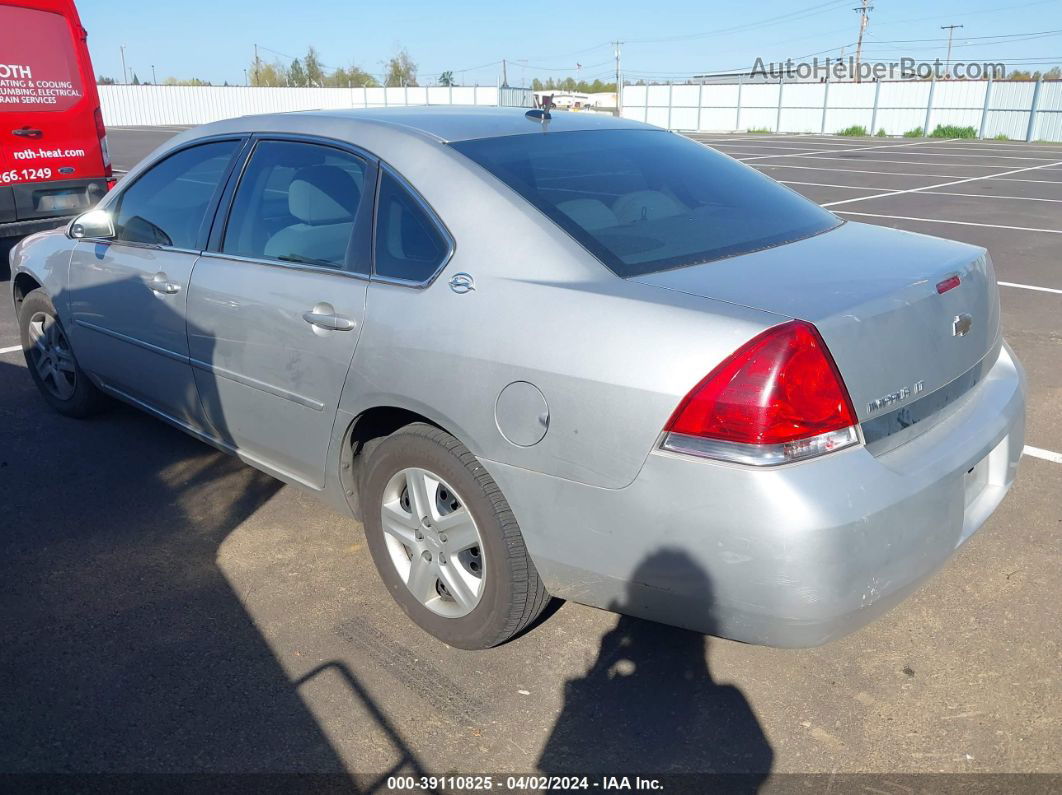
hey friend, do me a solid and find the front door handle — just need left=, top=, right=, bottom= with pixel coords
left=12, top=127, right=43, bottom=138
left=302, top=310, right=356, bottom=332
left=149, top=272, right=181, bottom=295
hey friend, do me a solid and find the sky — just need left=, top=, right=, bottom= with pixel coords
left=77, top=0, right=1062, bottom=86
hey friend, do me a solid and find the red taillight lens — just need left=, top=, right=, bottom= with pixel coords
left=663, top=320, right=859, bottom=465
left=936, top=275, right=960, bottom=294
left=94, top=107, right=112, bottom=174
left=93, top=107, right=107, bottom=139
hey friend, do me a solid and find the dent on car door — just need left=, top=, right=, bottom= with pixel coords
left=66, top=139, right=242, bottom=426
left=185, top=139, right=374, bottom=489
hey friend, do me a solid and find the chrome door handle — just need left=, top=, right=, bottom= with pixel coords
left=449, top=272, right=475, bottom=294
left=12, top=127, right=42, bottom=138
left=302, top=311, right=356, bottom=331
left=149, top=273, right=181, bottom=295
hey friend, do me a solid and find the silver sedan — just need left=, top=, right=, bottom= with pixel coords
left=9, top=108, right=1025, bottom=649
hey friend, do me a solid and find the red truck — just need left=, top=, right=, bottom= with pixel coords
left=1, top=0, right=112, bottom=238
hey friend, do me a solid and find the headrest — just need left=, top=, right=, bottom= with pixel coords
left=287, top=165, right=360, bottom=225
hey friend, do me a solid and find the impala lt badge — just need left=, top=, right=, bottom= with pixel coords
left=868, top=380, right=925, bottom=414
left=953, top=313, right=973, bottom=337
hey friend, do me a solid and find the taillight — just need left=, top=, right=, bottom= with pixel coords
left=662, top=320, right=859, bottom=466
left=93, top=107, right=112, bottom=173
left=93, top=106, right=106, bottom=139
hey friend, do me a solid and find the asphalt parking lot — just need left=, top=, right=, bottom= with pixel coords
left=0, top=126, right=1059, bottom=783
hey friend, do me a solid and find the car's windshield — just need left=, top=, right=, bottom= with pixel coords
left=451, top=128, right=841, bottom=277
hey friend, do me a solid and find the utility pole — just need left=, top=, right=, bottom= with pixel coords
left=501, top=58, right=508, bottom=87
left=120, top=45, right=127, bottom=84
left=853, top=0, right=872, bottom=83
left=253, top=43, right=259, bottom=86
left=941, top=25, right=963, bottom=79
left=151, top=64, right=156, bottom=85
left=613, top=40, right=622, bottom=117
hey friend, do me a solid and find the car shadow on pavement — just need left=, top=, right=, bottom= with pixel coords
left=0, top=350, right=414, bottom=787
left=538, top=549, right=773, bottom=788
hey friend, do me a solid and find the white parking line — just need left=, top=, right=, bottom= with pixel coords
left=992, top=176, right=1062, bottom=184
left=998, top=281, right=1062, bottom=295
left=698, top=134, right=1062, bottom=155
left=0, top=345, right=22, bottom=355
left=710, top=143, right=869, bottom=152
left=922, top=191, right=1062, bottom=203
left=739, top=153, right=1015, bottom=169
left=1024, top=446, right=1062, bottom=464
left=834, top=211, right=1062, bottom=234
left=781, top=180, right=895, bottom=191
left=822, top=159, right=1062, bottom=208
left=721, top=143, right=1060, bottom=163
left=755, top=163, right=965, bottom=179
left=780, top=181, right=1062, bottom=202
left=741, top=138, right=956, bottom=162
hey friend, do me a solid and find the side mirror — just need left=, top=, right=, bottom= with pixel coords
left=69, top=209, right=115, bottom=240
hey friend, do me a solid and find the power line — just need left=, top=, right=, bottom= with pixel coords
left=624, top=0, right=849, bottom=44
left=864, top=27, right=1062, bottom=44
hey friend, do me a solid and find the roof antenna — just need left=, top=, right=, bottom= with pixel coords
left=525, top=94, right=554, bottom=123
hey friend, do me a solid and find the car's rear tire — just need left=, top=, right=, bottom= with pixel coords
left=18, top=289, right=108, bottom=418
left=358, top=422, right=550, bottom=649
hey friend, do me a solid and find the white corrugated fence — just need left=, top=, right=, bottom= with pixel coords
left=99, top=84, right=532, bottom=127
left=620, top=79, right=1062, bottom=142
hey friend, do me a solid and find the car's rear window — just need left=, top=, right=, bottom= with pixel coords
left=451, top=129, right=840, bottom=277
left=0, top=5, right=85, bottom=113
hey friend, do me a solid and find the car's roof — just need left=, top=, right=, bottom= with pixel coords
left=209, top=106, right=657, bottom=143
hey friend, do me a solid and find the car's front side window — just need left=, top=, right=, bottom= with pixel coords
left=113, top=140, right=239, bottom=249
left=373, top=170, right=451, bottom=284
left=221, top=140, right=367, bottom=269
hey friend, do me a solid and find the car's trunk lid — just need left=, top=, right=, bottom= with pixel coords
left=632, top=221, right=1000, bottom=426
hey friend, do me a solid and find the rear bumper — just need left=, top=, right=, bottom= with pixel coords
left=0, top=178, right=107, bottom=233
left=0, top=215, right=75, bottom=239
left=484, top=342, right=1026, bottom=647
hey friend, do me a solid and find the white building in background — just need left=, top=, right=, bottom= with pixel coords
left=533, top=91, right=616, bottom=111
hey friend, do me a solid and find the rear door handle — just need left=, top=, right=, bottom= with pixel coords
left=12, top=128, right=43, bottom=138
left=149, top=272, right=181, bottom=295
left=302, top=310, right=356, bottom=331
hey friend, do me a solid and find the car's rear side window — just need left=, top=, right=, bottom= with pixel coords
left=113, top=141, right=238, bottom=249
left=0, top=5, right=84, bottom=113
left=451, top=129, right=841, bottom=277
left=373, top=170, right=450, bottom=284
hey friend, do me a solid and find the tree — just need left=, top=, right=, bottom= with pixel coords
left=97, top=75, right=116, bottom=85
left=249, top=59, right=289, bottom=86
left=131, top=72, right=140, bottom=85
left=438, top=70, right=455, bottom=87
left=384, top=48, right=417, bottom=87
left=163, top=77, right=212, bottom=86
left=1044, top=66, right=1061, bottom=81
left=327, top=63, right=378, bottom=87
left=304, top=46, right=325, bottom=87
left=288, top=58, right=307, bottom=87
left=529, top=76, right=616, bottom=94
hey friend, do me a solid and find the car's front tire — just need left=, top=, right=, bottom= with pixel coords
left=359, top=422, right=550, bottom=649
left=18, top=289, right=108, bottom=418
